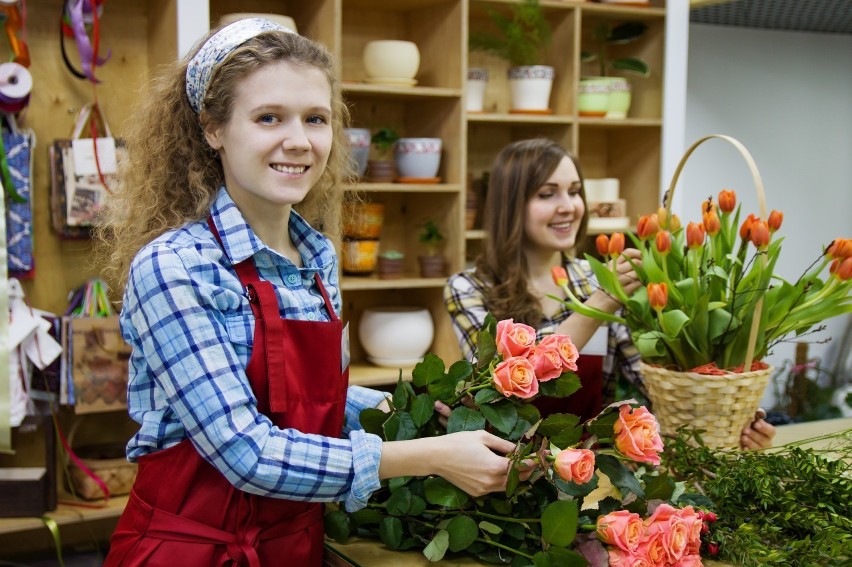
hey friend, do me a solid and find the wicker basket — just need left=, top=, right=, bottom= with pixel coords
left=65, top=418, right=137, bottom=500
left=641, top=134, right=773, bottom=449
left=640, top=362, right=772, bottom=448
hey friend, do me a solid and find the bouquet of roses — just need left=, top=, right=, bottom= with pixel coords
left=325, top=316, right=721, bottom=565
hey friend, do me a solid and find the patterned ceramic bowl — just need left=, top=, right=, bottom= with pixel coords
left=394, top=138, right=442, bottom=179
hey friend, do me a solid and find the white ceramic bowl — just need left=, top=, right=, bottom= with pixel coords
left=363, top=40, right=420, bottom=81
left=394, top=138, right=442, bottom=179
left=358, top=307, right=434, bottom=366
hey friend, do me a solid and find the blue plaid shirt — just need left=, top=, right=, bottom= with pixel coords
left=122, top=188, right=385, bottom=512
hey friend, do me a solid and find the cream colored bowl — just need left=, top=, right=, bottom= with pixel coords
left=363, top=40, right=420, bottom=81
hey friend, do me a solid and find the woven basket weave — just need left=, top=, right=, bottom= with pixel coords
left=641, top=362, right=772, bottom=449
left=641, top=134, right=773, bottom=449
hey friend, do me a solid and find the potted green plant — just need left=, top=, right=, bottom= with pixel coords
left=469, top=0, right=553, bottom=112
left=367, top=127, right=399, bottom=182
left=579, top=22, right=650, bottom=119
left=417, top=220, right=446, bottom=278
left=377, top=249, right=405, bottom=280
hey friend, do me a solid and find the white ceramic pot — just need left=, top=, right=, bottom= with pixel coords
left=508, top=65, right=554, bottom=111
left=394, top=138, right=442, bottom=179
left=343, top=128, right=371, bottom=177
left=359, top=307, right=434, bottom=367
left=605, top=77, right=632, bottom=119
left=362, top=40, right=420, bottom=81
left=466, top=67, right=489, bottom=112
left=578, top=77, right=611, bottom=117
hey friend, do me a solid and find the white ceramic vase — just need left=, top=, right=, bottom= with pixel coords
left=394, top=138, right=442, bottom=179
left=466, top=67, right=488, bottom=112
left=359, top=307, right=434, bottom=367
left=508, top=65, right=554, bottom=111
left=362, top=40, right=420, bottom=85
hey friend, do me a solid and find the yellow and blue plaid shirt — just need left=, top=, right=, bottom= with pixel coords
left=444, top=256, right=643, bottom=405
left=121, top=188, right=385, bottom=512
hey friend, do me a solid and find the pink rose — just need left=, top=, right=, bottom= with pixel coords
left=635, top=528, right=668, bottom=567
left=538, top=333, right=579, bottom=372
left=492, top=356, right=539, bottom=399
left=644, top=504, right=691, bottom=564
left=672, top=555, right=703, bottom=566
left=608, top=548, right=654, bottom=567
left=676, top=506, right=704, bottom=555
left=553, top=448, right=595, bottom=484
left=614, top=405, right=664, bottom=465
left=528, top=345, right=563, bottom=382
left=596, top=510, right=644, bottom=552
left=495, top=319, right=536, bottom=359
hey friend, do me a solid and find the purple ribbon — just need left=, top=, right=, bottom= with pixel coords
left=66, top=0, right=111, bottom=83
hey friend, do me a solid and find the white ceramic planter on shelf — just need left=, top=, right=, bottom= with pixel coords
left=508, top=65, right=554, bottom=112
left=343, top=128, right=371, bottom=178
left=394, top=138, right=442, bottom=180
left=362, top=40, right=420, bottom=86
left=359, top=307, right=434, bottom=367
left=466, top=67, right=488, bottom=112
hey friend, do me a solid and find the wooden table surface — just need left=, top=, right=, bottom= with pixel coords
left=324, top=417, right=852, bottom=567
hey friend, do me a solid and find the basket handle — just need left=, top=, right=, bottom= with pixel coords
left=662, top=134, right=768, bottom=372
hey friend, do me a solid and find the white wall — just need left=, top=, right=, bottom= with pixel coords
left=681, top=24, right=852, bottom=404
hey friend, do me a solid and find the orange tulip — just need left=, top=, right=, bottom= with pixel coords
left=655, top=230, right=671, bottom=255
left=596, top=234, right=610, bottom=257
left=718, top=189, right=736, bottom=214
left=551, top=266, right=569, bottom=287
left=830, top=258, right=840, bottom=276
left=703, top=210, right=721, bottom=236
left=702, top=197, right=716, bottom=216
left=656, top=207, right=668, bottom=229
left=636, top=214, right=659, bottom=240
left=827, top=238, right=852, bottom=259
left=648, top=282, right=668, bottom=311
left=608, top=232, right=626, bottom=256
left=686, top=222, right=705, bottom=249
left=767, top=210, right=783, bottom=233
left=740, top=214, right=758, bottom=240
left=750, top=220, right=771, bottom=249
left=841, top=239, right=852, bottom=259
left=669, top=214, right=682, bottom=232
left=838, top=257, right=852, bottom=280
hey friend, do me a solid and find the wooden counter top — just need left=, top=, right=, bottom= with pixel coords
left=324, top=417, right=852, bottom=567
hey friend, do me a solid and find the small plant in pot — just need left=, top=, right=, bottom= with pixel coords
left=367, top=127, right=399, bottom=183
left=417, top=220, right=446, bottom=278
left=469, top=0, right=553, bottom=112
left=579, top=22, right=650, bottom=119
left=377, top=249, right=405, bottom=280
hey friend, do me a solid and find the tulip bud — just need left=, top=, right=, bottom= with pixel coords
left=702, top=197, right=716, bottom=215
left=656, top=207, right=668, bottom=229
left=608, top=233, right=626, bottom=256
left=636, top=214, right=659, bottom=240
left=686, top=222, right=705, bottom=249
left=703, top=210, right=721, bottom=236
left=740, top=214, right=758, bottom=240
left=596, top=234, right=610, bottom=257
left=767, top=210, right=783, bottom=233
left=840, top=239, right=852, bottom=259
left=750, top=220, right=771, bottom=249
left=551, top=266, right=569, bottom=287
left=648, top=282, right=668, bottom=311
left=838, top=257, right=852, bottom=281
left=718, top=189, right=736, bottom=213
left=669, top=214, right=682, bottom=232
left=655, top=230, right=671, bottom=255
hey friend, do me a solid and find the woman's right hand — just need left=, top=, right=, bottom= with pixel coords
left=428, top=431, right=524, bottom=497
left=615, top=248, right=643, bottom=297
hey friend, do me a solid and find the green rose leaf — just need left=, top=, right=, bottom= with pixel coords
left=388, top=475, right=411, bottom=491
left=410, top=393, right=435, bottom=427
left=643, top=473, right=676, bottom=501
left=532, top=547, right=587, bottom=567
left=474, top=387, right=503, bottom=405
left=538, top=373, right=581, bottom=398
left=392, top=378, right=415, bottom=410
left=359, top=407, right=388, bottom=436
left=412, top=353, right=445, bottom=387
left=350, top=507, right=383, bottom=527
left=596, top=453, right=645, bottom=499
left=586, top=408, right=619, bottom=440
left=541, top=500, right=578, bottom=547
left=480, top=400, right=519, bottom=435
left=379, top=516, right=404, bottom=549
left=424, top=477, right=470, bottom=508
left=506, top=462, right=521, bottom=496
left=447, top=406, right=487, bottom=433
left=387, top=486, right=427, bottom=516
left=446, top=515, right=479, bottom=552
left=478, top=520, right=502, bottom=535
left=508, top=417, right=534, bottom=441
left=424, top=529, right=450, bottom=562
left=323, top=509, right=351, bottom=542
left=392, top=411, right=419, bottom=441
left=447, top=359, right=474, bottom=383
left=539, top=413, right=581, bottom=437
left=555, top=473, right=599, bottom=498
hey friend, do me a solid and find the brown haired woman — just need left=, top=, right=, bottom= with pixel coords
left=99, top=19, right=525, bottom=566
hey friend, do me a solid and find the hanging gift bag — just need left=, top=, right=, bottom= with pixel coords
left=49, top=103, right=124, bottom=238
left=2, top=110, right=36, bottom=278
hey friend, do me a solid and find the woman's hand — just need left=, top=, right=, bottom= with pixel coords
left=740, top=409, right=776, bottom=450
left=615, top=248, right=643, bottom=297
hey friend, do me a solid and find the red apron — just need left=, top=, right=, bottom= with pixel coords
left=105, top=218, right=348, bottom=567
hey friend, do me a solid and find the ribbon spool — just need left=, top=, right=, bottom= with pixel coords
left=0, top=62, right=31, bottom=113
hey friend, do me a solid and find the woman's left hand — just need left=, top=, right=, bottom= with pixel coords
left=740, top=409, right=776, bottom=450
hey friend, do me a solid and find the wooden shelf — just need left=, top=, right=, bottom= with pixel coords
left=343, top=83, right=462, bottom=99
left=0, top=495, right=128, bottom=536
left=346, top=183, right=463, bottom=194
left=349, top=364, right=414, bottom=388
left=577, top=117, right=663, bottom=128
left=467, top=112, right=574, bottom=125
left=341, top=276, right=448, bottom=291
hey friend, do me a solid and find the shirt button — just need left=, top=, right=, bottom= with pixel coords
left=307, top=312, right=317, bottom=320
left=287, top=274, right=299, bottom=285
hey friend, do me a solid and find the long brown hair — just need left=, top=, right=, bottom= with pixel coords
left=475, top=138, right=588, bottom=326
left=95, top=29, right=350, bottom=293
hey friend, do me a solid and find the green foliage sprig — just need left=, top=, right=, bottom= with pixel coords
left=469, top=0, right=551, bottom=67
left=663, top=428, right=852, bottom=566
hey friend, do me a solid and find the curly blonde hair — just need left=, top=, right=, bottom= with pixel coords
left=95, top=29, right=350, bottom=293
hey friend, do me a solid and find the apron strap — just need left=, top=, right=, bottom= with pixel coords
left=312, top=273, right=339, bottom=322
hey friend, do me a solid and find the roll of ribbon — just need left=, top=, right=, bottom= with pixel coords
left=0, top=62, right=32, bottom=113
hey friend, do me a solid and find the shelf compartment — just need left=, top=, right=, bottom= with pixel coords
left=467, top=113, right=574, bottom=125
left=346, top=183, right=463, bottom=194
left=343, top=84, right=461, bottom=99
left=349, top=363, right=413, bottom=388
left=341, top=276, right=448, bottom=291
left=467, top=121, right=574, bottom=178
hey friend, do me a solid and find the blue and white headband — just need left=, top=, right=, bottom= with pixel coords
left=185, top=17, right=294, bottom=114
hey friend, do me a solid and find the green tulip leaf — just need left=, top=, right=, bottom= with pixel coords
left=447, top=406, right=487, bottom=433
left=424, top=477, right=470, bottom=508
left=661, top=309, right=690, bottom=336
left=446, top=515, right=479, bottom=552
left=541, top=500, right=578, bottom=546
left=423, top=529, right=449, bottom=562
left=480, top=400, right=519, bottom=435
